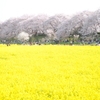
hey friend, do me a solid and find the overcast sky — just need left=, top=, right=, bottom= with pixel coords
left=0, top=0, right=100, bottom=22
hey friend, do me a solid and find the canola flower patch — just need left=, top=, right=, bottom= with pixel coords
left=0, top=44, right=100, bottom=100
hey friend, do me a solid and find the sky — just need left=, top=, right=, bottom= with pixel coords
left=0, top=0, right=100, bottom=22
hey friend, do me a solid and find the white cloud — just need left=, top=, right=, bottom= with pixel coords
left=0, top=0, right=100, bottom=21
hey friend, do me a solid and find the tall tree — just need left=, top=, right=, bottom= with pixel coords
left=79, top=9, right=100, bottom=40
left=56, top=11, right=92, bottom=40
left=42, top=14, right=69, bottom=39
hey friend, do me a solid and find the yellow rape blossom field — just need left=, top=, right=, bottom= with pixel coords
left=0, top=44, right=100, bottom=100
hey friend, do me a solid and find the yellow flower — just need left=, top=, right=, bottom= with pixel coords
left=0, top=44, right=100, bottom=100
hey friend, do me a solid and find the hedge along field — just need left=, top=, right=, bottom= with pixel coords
left=0, top=44, right=100, bottom=100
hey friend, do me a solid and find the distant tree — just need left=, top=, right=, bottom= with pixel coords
left=0, top=16, right=28, bottom=39
left=0, top=15, right=48, bottom=40
left=56, top=11, right=92, bottom=40
left=43, top=14, right=69, bottom=39
left=19, top=14, right=49, bottom=35
left=17, top=32, right=29, bottom=41
left=79, top=9, right=100, bottom=40
left=1, top=9, right=100, bottom=42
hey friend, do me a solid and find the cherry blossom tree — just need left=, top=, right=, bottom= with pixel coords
left=19, top=14, right=49, bottom=35
left=56, top=11, right=92, bottom=40
left=0, top=15, right=49, bottom=39
left=0, top=16, right=28, bottom=39
left=42, top=14, right=69, bottom=39
left=17, top=32, right=29, bottom=41
left=79, top=9, right=100, bottom=40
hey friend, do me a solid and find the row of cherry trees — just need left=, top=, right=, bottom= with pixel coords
left=0, top=9, right=100, bottom=42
